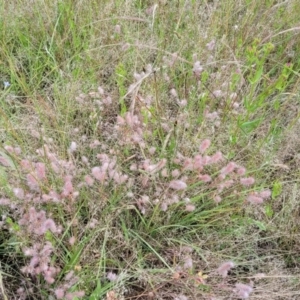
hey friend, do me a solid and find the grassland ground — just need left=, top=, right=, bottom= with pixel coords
left=0, top=1, right=300, bottom=299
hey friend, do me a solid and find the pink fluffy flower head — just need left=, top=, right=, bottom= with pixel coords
left=169, top=180, right=187, bottom=190
left=199, top=139, right=211, bottom=154
left=235, top=283, right=253, bottom=299
left=240, top=177, right=255, bottom=186
left=217, top=261, right=235, bottom=278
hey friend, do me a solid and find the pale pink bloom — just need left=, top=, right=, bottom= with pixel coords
left=44, top=219, right=57, bottom=233
left=146, top=64, right=152, bottom=74
left=183, top=197, right=190, bottom=203
left=221, top=162, right=236, bottom=175
left=13, top=188, right=24, bottom=199
left=217, top=261, right=235, bottom=277
left=66, top=293, right=76, bottom=300
left=158, top=158, right=167, bottom=169
left=27, top=174, right=39, bottom=190
left=183, top=158, right=194, bottom=170
left=170, top=88, right=178, bottom=98
left=181, top=246, right=193, bottom=253
left=82, top=156, right=89, bottom=164
left=85, top=175, right=94, bottom=186
left=211, top=151, right=223, bottom=163
left=140, top=195, right=150, bottom=204
left=109, top=170, right=117, bottom=181
left=213, top=90, right=222, bottom=98
left=218, top=174, right=226, bottom=181
left=0, top=156, right=10, bottom=166
left=103, top=96, right=112, bottom=105
left=65, top=271, right=74, bottom=281
left=48, top=266, right=59, bottom=276
left=36, top=162, right=46, bottom=179
left=175, top=295, right=188, bottom=300
left=202, top=155, right=211, bottom=165
left=115, top=24, right=121, bottom=34
left=69, top=236, right=76, bottom=246
left=217, top=183, right=225, bottom=192
left=172, top=169, right=180, bottom=178
left=69, top=142, right=77, bottom=152
left=73, top=291, right=85, bottom=298
left=107, top=271, right=118, bottom=282
left=42, top=191, right=60, bottom=203
left=62, top=176, right=74, bottom=196
left=163, top=72, right=170, bottom=82
left=4, top=145, right=14, bottom=153
left=65, top=291, right=85, bottom=300
left=117, top=115, right=125, bottom=125
left=141, top=175, right=149, bottom=187
left=237, top=167, right=246, bottom=175
left=97, top=153, right=109, bottom=162
left=89, top=91, right=100, bottom=98
left=181, top=175, right=188, bottom=182
left=92, top=167, right=106, bottom=182
left=97, top=86, right=104, bottom=95
left=185, top=204, right=195, bottom=212
left=240, top=177, right=255, bottom=186
left=161, top=122, right=170, bottom=132
left=169, top=195, right=179, bottom=204
left=23, top=248, right=36, bottom=256
left=169, top=180, right=187, bottom=190
left=130, top=163, right=137, bottom=171
left=51, top=162, right=60, bottom=173
left=183, top=257, right=193, bottom=269
left=247, top=194, right=263, bottom=204
left=206, top=40, right=215, bottom=51
left=90, top=140, right=101, bottom=149
left=233, top=102, right=239, bottom=109
left=235, top=283, right=253, bottom=299
left=194, top=155, right=203, bottom=170
left=149, top=147, right=156, bottom=155
left=16, top=287, right=25, bottom=295
left=122, top=42, right=130, bottom=51
left=199, top=139, right=211, bottom=154
left=87, top=218, right=98, bottom=229
left=55, top=289, right=65, bottom=299
left=230, top=92, right=238, bottom=100
left=223, top=179, right=234, bottom=188
left=179, top=99, right=187, bottom=107
left=11, top=146, right=22, bottom=154
left=161, top=202, right=168, bottom=211
left=134, top=72, right=142, bottom=81
left=254, top=273, right=266, bottom=279
left=45, top=276, right=55, bottom=284
left=198, top=174, right=211, bottom=182
left=118, top=174, right=128, bottom=184
left=193, top=61, right=203, bottom=77
left=29, top=257, right=39, bottom=269
left=205, top=111, right=219, bottom=121
left=259, top=189, right=271, bottom=199
left=161, top=168, right=168, bottom=177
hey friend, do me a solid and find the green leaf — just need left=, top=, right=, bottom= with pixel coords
left=272, top=181, right=282, bottom=199
left=201, top=71, right=209, bottom=84
left=240, top=118, right=261, bottom=133
left=265, top=204, right=274, bottom=218
left=89, top=281, right=111, bottom=300
left=249, top=65, right=263, bottom=84
left=6, top=217, right=20, bottom=232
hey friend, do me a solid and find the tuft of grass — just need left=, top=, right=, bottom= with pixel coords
left=0, top=1, right=300, bottom=299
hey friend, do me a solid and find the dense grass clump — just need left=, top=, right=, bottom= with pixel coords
left=0, top=1, right=300, bottom=299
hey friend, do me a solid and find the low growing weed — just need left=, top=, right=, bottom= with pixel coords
left=1, top=1, right=300, bottom=299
